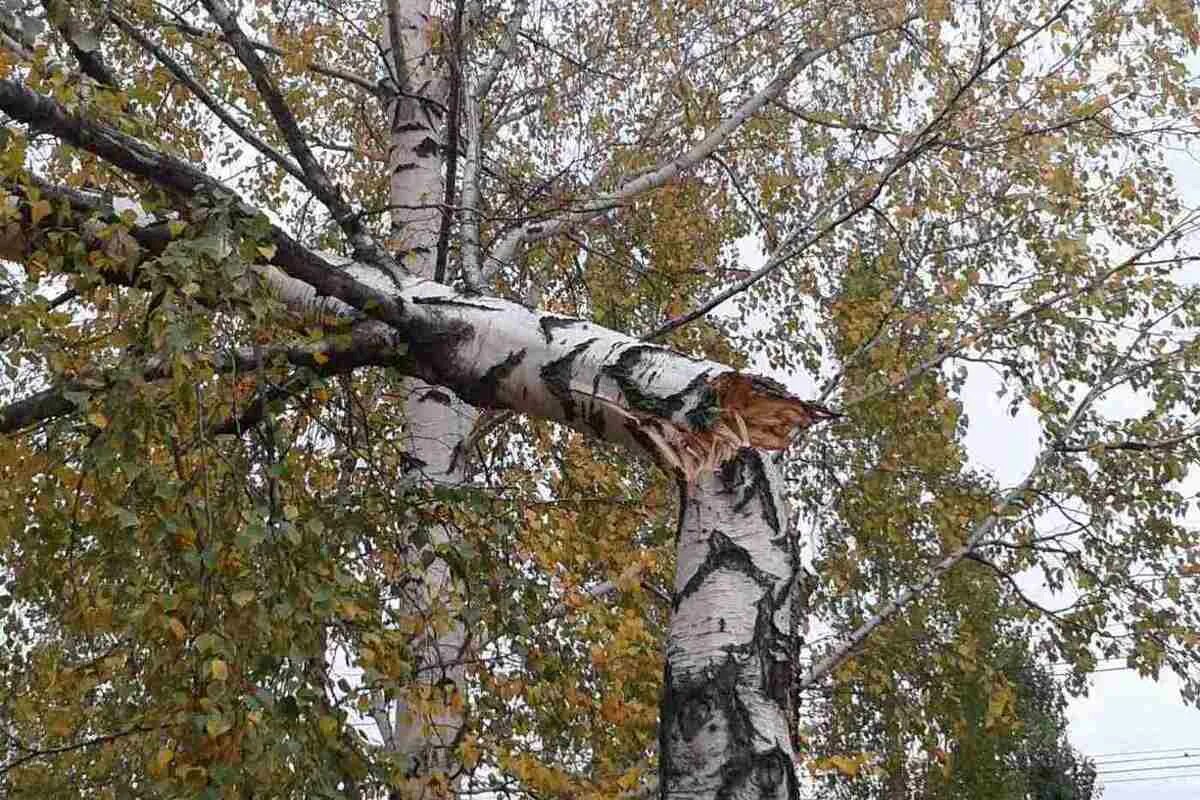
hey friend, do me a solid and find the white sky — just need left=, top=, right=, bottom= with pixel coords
left=962, top=134, right=1200, bottom=795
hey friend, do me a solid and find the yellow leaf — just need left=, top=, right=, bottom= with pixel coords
left=151, top=747, right=174, bottom=776
left=459, top=734, right=480, bottom=769
left=87, top=411, right=109, bottom=429
left=318, top=715, right=338, bottom=738
left=231, top=589, right=255, bottom=607
left=257, top=244, right=277, bottom=259
left=30, top=199, right=51, bottom=226
left=209, top=659, right=228, bottom=681
left=206, top=716, right=231, bottom=738
left=312, top=350, right=330, bottom=365
left=985, top=682, right=1016, bottom=729
left=810, top=753, right=866, bottom=777
left=616, top=561, right=642, bottom=592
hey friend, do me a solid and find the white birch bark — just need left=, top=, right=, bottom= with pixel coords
left=661, top=450, right=800, bottom=800
left=380, top=1, right=477, bottom=790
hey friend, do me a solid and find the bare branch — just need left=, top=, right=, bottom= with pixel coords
left=1053, top=428, right=1200, bottom=454
left=473, top=0, right=528, bottom=103
left=460, top=80, right=485, bottom=289
left=484, top=19, right=911, bottom=278
left=198, top=0, right=394, bottom=271
left=109, top=11, right=306, bottom=185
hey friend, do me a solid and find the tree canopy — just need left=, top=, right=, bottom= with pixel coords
left=0, top=0, right=1198, bottom=798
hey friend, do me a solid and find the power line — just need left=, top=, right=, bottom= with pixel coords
left=1092, top=751, right=1195, bottom=766
left=1097, top=762, right=1200, bottom=777
left=1091, top=745, right=1200, bottom=759
left=1103, top=771, right=1200, bottom=785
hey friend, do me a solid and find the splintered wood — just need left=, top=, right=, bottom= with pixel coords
left=636, top=372, right=837, bottom=482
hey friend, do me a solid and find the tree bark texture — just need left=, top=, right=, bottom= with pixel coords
left=661, top=450, right=800, bottom=800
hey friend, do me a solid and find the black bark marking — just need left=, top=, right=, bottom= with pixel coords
left=602, top=346, right=709, bottom=422
left=419, top=388, right=453, bottom=405
left=414, top=135, right=440, bottom=157
left=715, top=746, right=798, bottom=800
left=675, top=482, right=689, bottom=547
left=661, top=455, right=800, bottom=799
left=586, top=371, right=607, bottom=436
left=676, top=530, right=779, bottom=609
left=455, top=348, right=526, bottom=408
left=719, top=448, right=781, bottom=535
left=412, top=296, right=498, bottom=310
left=402, top=319, right=476, bottom=389
left=726, top=585, right=793, bottom=712
left=660, top=656, right=749, bottom=763
left=661, top=655, right=798, bottom=799
left=539, top=338, right=597, bottom=422
left=538, top=315, right=586, bottom=343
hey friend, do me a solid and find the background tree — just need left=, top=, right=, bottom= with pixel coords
left=0, top=0, right=1198, bottom=799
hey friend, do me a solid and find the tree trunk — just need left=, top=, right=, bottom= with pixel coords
left=661, top=449, right=800, bottom=800
left=380, top=1, right=475, bottom=791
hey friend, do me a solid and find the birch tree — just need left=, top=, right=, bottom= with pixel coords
left=0, top=1, right=1199, bottom=799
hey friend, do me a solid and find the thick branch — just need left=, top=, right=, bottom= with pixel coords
left=2, top=182, right=831, bottom=465
left=0, top=83, right=831, bottom=463
left=198, top=0, right=393, bottom=270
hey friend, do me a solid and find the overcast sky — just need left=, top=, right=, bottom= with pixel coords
left=959, top=126, right=1200, bottom=795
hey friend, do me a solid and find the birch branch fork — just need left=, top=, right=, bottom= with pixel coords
left=0, top=52, right=833, bottom=799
